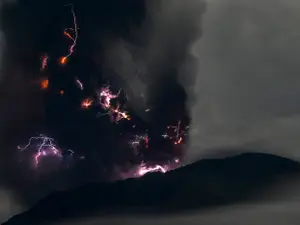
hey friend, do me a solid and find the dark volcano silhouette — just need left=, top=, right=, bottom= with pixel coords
left=3, top=152, right=300, bottom=225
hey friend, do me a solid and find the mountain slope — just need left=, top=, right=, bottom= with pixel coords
left=3, top=152, right=300, bottom=225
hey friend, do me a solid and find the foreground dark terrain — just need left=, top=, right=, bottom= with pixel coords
left=3, top=152, right=300, bottom=225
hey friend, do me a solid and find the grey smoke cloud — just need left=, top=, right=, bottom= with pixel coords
left=0, top=188, right=23, bottom=223
left=3, top=0, right=300, bottom=223
left=189, top=0, right=300, bottom=161
left=0, top=0, right=46, bottom=221
left=0, top=1, right=18, bottom=223
left=0, top=1, right=207, bottom=221
left=102, top=0, right=205, bottom=120
left=0, top=1, right=27, bottom=222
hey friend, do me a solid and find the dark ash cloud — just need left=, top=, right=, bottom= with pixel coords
left=100, top=0, right=206, bottom=131
left=0, top=0, right=206, bottom=221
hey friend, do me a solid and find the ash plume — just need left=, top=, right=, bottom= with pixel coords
left=188, top=0, right=300, bottom=162
left=0, top=0, right=208, bottom=214
left=101, top=0, right=206, bottom=132
left=0, top=0, right=39, bottom=222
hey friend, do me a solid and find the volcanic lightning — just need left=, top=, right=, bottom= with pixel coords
left=75, top=78, right=84, bottom=90
left=60, top=5, right=78, bottom=65
left=81, top=98, right=93, bottom=109
left=162, top=120, right=189, bottom=145
left=136, top=162, right=167, bottom=176
left=18, top=134, right=63, bottom=167
left=97, top=86, right=130, bottom=123
left=40, top=54, right=49, bottom=71
left=21, top=3, right=191, bottom=180
left=17, top=134, right=79, bottom=169
left=129, top=133, right=149, bottom=151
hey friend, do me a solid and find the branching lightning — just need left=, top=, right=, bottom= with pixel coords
left=18, top=134, right=79, bottom=168
left=40, top=54, right=49, bottom=71
left=162, top=120, right=189, bottom=145
left=97, top=86, right=131, bottom=123
left=60, top=5, right=78, bottom=65
left=18, top=134, right=63, bottom=167
left=24, top=4, right=191, bottom=179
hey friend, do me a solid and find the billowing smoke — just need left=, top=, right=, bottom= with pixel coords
left=0, top=0, right=34, bottom=222
left=188, top=0, right=300, bottom=162
left=0, top=0, right=207, bottom=216
left=101, top=0, right=206, bottom=132
left=2, top=0, right=300, bottom=222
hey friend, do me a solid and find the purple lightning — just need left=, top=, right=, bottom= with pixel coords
left=18, top=134, right=63, bottom=167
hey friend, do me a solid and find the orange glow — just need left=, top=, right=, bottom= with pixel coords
left=174, top=137, right=183, bottom=145
left=112, top=107, right=131, bottom=121
left=81, top=98, right=93, bottom=109
left=63, top=31, right=74, bottom=41
left=60, top=56, right=68, bottom=65
left=59, top=5, right=78, bottom=66
left=40, top=78, right=49, bottom=89
left=60, top=90, right=64, bottom=95
left=144, top=134, right=149, bottom=148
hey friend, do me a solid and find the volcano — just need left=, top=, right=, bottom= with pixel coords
left=3, top=152, right=300, bottom=225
